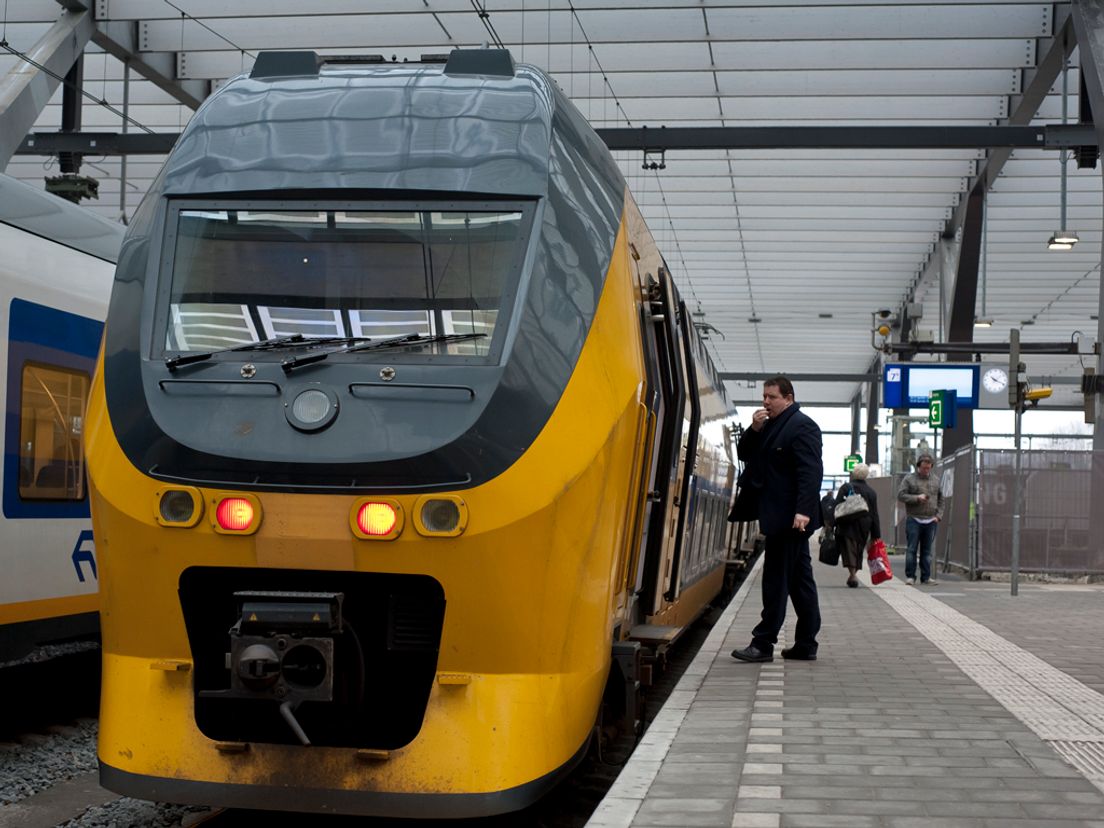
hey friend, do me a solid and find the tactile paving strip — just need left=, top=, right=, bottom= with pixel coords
left=1051, top=740, right=1104, bottom=787
left=868, top=576, right=1104, bottom=793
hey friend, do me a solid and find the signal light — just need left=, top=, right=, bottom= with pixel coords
left=1024, top=386, right=1053, bottom=403
left=349, top=498, right=403, bottom=540
left=414, top=495, right=468, bottom=537
left=216, top=497, right=255, bottom=532
left=357, top=502, right=397, bottom=536
left=154, top=486, right=202, bottom=527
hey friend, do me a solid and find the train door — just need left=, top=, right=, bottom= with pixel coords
left=662, top=300, right=701, bottom=603
left=636, top=266, right=690, bottom=618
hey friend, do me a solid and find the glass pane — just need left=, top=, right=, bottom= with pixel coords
left=19, top=364, right=90, bottom=501
left=165, top=207, right=526, bottom=359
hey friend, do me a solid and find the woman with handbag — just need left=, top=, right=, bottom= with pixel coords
left=833, top=463, right=881, bottom=588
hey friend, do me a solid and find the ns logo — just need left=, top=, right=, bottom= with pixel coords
left=71, top=530, right=97, bottom=583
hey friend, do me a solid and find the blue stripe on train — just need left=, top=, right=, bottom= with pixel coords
left=3, top=298, right=103, bottom=519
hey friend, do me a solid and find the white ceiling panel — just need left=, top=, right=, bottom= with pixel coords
left=1, top=0, right=1098, bottom=413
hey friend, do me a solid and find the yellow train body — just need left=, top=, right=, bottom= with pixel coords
left=89, top=219, right=649, bottom=811
left=89, top=51, right=736, bottom=817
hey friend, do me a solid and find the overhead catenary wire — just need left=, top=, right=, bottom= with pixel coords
left=469, top=1, right=506, bottom=50
left=0, top=42, right=156, bottom=134
left=159, top=0, right=256, bottom=59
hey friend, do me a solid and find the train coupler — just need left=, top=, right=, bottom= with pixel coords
left=198, top=591, right=345, bottom=745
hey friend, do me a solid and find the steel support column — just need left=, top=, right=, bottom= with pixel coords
left=865, top=368, right=880, bottom=467
left=942, top=180, right=985, bottom=455
left=1071, top=0, right=1104, bottom=453
left=59, top=55, right=83, bottom=174
left=850, top=392, right=862, bottom=455
left=0, top=7, right=94, bottom=167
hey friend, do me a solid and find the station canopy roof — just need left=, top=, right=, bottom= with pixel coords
left=1, top=0, right=1100, bottom=409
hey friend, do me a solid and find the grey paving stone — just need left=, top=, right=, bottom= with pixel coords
left=663, top=752, right=747, bottom=764
left=732, top=798, right=824, bottom=815
left=591, top=563, right=1104, bottom=828
left=634, top=797, right=733, bottom=827
left=654, top=763, right=743, bottom=785
left=1021, top=802, right=1104, bottom=819
left=645, top=782, right=740, bottom=800
left=782, top=817, right=879, bottom=828
left=922, top=800, right=1029, bottom=818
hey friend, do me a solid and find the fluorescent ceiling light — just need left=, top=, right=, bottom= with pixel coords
left=973, top=317, right=994, bottom=328
left=1048, top=230, right=1078, bottom=249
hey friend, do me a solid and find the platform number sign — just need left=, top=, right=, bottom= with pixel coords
left=844, top=453, right=862, bottom=472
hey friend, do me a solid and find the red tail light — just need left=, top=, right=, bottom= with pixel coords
left=357, top=502, right=397, bottom=537
left=216, top=497, right=255, bottom=531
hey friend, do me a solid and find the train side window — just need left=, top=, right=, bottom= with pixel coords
left=18, top=363, right=89, bottom=501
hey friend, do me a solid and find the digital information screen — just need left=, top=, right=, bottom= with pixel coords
left=883, top=363, right=980, bottom=409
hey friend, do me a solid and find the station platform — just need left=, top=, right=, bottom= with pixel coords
left=587, top=553, right=1104, bottom=828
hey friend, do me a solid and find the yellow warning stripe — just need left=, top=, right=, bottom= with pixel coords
left=0, top=593, right=98, bottom=625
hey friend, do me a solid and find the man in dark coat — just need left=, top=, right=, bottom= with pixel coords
left=730, top=376, right=823, bottom=662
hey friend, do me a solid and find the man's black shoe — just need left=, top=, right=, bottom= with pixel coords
left=780, top=647, right=817, bottom=661
left=731, top=645, right=773, bottom=663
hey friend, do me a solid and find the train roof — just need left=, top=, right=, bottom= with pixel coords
left=0, top=173, right=124, bottom=264
left=159, top=49, right=616, bottom=201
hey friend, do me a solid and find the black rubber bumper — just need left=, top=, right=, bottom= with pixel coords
left=99, top=735, right=589, bottom=819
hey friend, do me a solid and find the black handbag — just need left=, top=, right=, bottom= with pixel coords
left=818, top=532, right=840, bottom=566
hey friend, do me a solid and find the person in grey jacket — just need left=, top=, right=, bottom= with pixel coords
left=896, top=453, right=944, bottom=585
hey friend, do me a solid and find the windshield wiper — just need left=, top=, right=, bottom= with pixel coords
left=164, top=335, right=378, bottom=371
left=281, top=332, right=487, bottom=372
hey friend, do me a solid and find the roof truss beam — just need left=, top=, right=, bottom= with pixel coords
left=89, top=20, right=207, bottom=110
left=55, top=0, right=206, bottom=109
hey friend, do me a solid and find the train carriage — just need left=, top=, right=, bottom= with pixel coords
left=87, top=49, right=736, bottom=817
left=0, top=174, right=120, bottom=662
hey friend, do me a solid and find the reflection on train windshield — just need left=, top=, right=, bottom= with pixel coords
left=164, top=207, right=527, bottom=358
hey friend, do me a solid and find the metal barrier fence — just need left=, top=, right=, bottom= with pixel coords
left=933, top=447, right=975, bottom=576
left=976, top=449, right=1104, bottom=575
left=876, top=448, right=1104, bottom=578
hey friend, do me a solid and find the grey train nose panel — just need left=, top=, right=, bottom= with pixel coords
left=103, top=52, right=626, bottom=493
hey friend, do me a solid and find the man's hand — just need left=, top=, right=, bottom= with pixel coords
left=793, top=513, right=810, bottom=531
left=750, top=408, right=769, bottom=431
left=917, top=494, right=928, bottom=502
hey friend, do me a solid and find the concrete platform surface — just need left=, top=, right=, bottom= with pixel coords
left=587, top=553, right=1104, bottom=828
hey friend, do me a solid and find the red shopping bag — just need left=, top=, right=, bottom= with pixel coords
left=867, top=539, right=893, bottom=585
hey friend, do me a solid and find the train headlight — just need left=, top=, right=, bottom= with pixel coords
left=350, top=498, right=403, bottom=540
left=210, top=493, right=263, bottom=535
left=414, top=495, right=467, bottom=537
left=285, top=386, right=338, bottom=432
left=154, top=486, right=203, bottom=527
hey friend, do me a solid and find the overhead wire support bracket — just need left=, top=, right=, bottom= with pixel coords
left=596, top=124, right=1098, bottom=151
left=16, top=124, right=1102, bottom=159
left=881, top=340, right=1091, bottom=357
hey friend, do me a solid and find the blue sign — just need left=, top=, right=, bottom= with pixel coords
left=883, top=363, right=979, bottom=409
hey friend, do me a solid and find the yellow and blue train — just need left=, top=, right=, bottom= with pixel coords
left=86, top=49, right=736, bottom=817
left=0, top=174, right=120, bottom=662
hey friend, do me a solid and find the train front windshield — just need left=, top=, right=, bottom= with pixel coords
left=161, top=204, right=531, bottom=360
